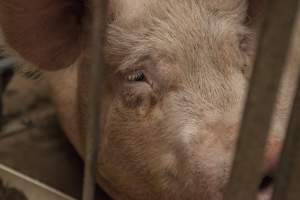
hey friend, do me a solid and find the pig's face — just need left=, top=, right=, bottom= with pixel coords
left=0, top=0, right=286, bottom=200
left=94, top=1, right=252, bottom=199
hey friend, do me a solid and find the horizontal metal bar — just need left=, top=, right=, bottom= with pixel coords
left=224, top=0, right=300, bottom=200
left=82, top=0, right=108, bottom=200
left=272, top=70, right=300, bottom=200
left=0, top=164, right=75, bottom=200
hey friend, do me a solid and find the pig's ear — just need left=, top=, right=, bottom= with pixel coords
left=0, top=0, right=86, bottom=70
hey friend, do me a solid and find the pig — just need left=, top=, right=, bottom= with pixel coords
left=0, top=0, right=299, bottom=199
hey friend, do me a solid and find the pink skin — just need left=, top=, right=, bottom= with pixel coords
left=1, top=0, right=299, bottom=199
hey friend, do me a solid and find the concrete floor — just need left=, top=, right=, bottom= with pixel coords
left=0, top=73, right=110, bottom=200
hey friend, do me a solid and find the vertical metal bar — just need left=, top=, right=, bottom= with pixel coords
left=82, top=0, right=108, bottom=200
left=272, top=70, right=300, bottom=200
left=224, top=0, right=300, bottom=200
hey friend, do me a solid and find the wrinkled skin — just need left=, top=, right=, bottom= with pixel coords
left=0, top=0, right=299, bottom=199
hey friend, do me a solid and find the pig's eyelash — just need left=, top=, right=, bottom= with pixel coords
left=17, top=68, right=42, bottom=80
left=116, top=68, right=147, bottom=82
left=126, top=71, right=146, bottom=82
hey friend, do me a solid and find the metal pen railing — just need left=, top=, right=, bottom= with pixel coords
left=83, top=0, right=300, bottom=200
left=82, top=1, right=108, bottom=200
left=273, top=72, right=300, bottom=200
left=0, top=0, right=299, bottom=200
left=224, top=0, right=300, bottom=200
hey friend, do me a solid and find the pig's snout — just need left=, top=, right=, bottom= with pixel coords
left=259, top=139, right=282, bottom=192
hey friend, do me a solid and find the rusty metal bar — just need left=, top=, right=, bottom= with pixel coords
left=272, top=70, right=300, bottom=200
left=224, top=1, right=300, bottom=200
left=82, top=0, right=108, bottom=200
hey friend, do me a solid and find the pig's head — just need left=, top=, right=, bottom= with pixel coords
left=0, top=0, right=285, bottom=199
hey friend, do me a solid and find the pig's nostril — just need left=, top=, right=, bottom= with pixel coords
left=259, top=139, right=281, bottom=192
left=259, top=174, right=274, bottom=191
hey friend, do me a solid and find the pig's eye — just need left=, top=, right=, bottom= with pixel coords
left=126, top=71, right=146, bottom=82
